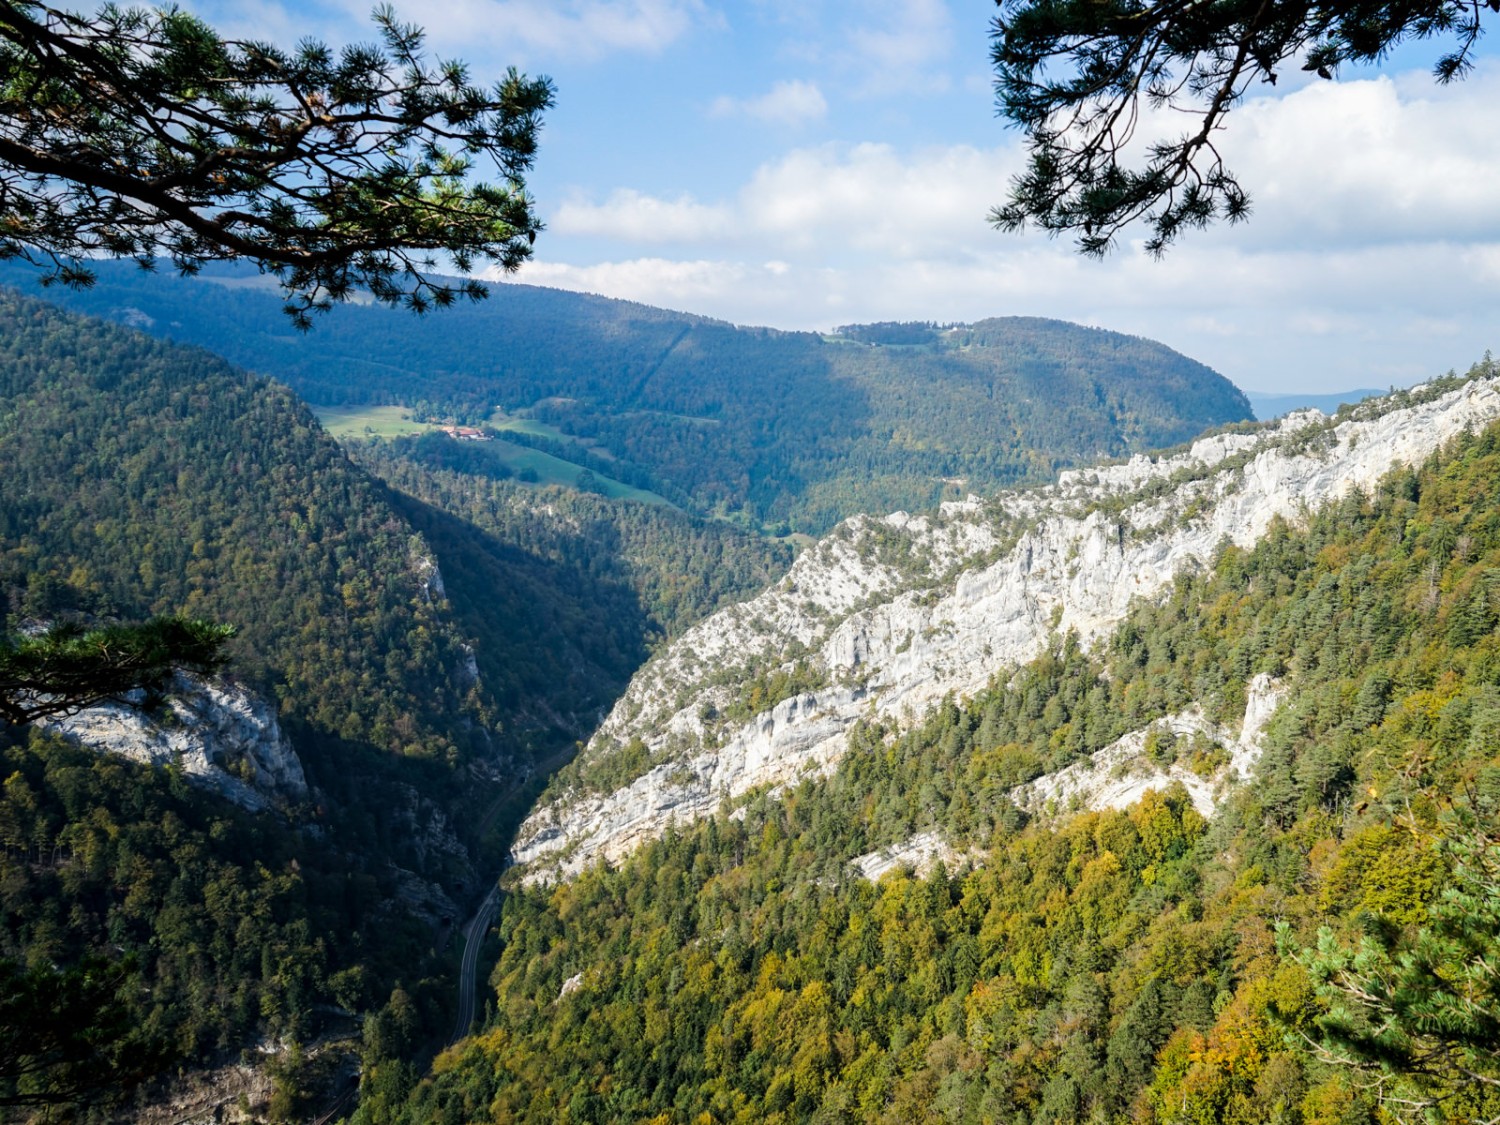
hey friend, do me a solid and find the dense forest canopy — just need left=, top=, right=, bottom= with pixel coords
left=0, top=261, right=1253, bottom=534
left=0, top=289, right=482, bottom=761
left=0, top=288, right=784, bottom=757
left=0, top=289, right=510, bottom=1109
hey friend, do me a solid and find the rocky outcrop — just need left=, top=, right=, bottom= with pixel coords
left=849, top=832, right=971, bottom=883
left=41, top=672, right=308, bottom=812
left=515, top=373, right=1500, bottom=882
left=847, top=674, right=1282, bottom=879
left=1016, top=673, right=1286, bottom=820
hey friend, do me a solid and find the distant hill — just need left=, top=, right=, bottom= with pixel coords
left=1245, top=387, right=1385, bottom=419
left=0, top=262, right=1253, bottom=534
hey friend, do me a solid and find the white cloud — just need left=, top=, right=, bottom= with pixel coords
left=1101, top=68, right=1500, bottom=249
left=513, top=65, right=1500, bottom=393
left=552, top=189, right=732, bottom=242
left=548, top=141, right=1016, bottom=252
left=1466, top=245, right=1500, bottom=284
left=191, top=0, right=712, bottom=62
left=710, top=80, right=828, bottom=126
left=764, top=0, right=957, bottom=95
left=517, top=258, right=754, bottom=307
left=841, top=0, right=956, bottom=96
left=402, top=0, right=712, bottom=59
left=740, top=142, right=1008, bottom=255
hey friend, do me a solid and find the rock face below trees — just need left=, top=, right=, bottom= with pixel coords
left=1014, top=672, right=1286, bottom=822
left=514, top=373, right=1500, bottom=882
left=42, top=673, right=308, bottom=811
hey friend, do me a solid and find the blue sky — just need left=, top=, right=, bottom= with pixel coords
left=188, top=1, right=1500, bottom=395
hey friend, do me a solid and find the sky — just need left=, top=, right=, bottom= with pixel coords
left=184, top=0, right=1500, bottom=395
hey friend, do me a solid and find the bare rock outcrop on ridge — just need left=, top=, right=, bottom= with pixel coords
left=42, top=672, right=308, bottom=812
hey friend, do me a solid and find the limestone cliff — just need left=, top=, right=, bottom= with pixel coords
left=1014, top=672, right=1286, bottom=822
left=42, top=672, right=308, bottom=812
left=514, top=372, right=1500, bottom=881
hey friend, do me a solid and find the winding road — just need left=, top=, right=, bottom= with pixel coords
left=447, top=745, right=574, bottom=1048
left=449, top=879, right=502, bottom=1044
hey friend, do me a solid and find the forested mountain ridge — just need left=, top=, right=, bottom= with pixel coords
left=0, top=288, right=799, bottom=1116
left=393, top=363, right=1500, bottom=1125
left=0, top=289, right=480, bottom=762
left=0, top=261, right=1252, bottom=534
left=514, top=367, right=1500, bottom=880
left=0, top=288, right=511, bottom=1112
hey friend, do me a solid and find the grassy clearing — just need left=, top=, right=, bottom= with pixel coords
left=313, top=404, right=438, bottom=439
left=315, top=406, right=673, bottom=506
left=484, top=409, right=563, bottom=439
left=486, top=410, right=619, bottom=460
left=622, top=409, right=721, bottom=427
left=483, top=439, right=676, bottom=507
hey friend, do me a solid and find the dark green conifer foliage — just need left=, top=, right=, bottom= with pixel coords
left=991, top=0, right=1493, bottom=254
left=0, top=954, right=170, bottom=1109
left=0, top=616, right=232, bottom=724
left=0, top=1, right=553, bottom=323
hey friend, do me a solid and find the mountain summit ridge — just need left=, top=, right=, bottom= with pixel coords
left=514, top=369, right=1500, bottom=881
left=0, top=261, right=1251, bottom=534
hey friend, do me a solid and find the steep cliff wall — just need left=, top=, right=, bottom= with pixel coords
left=515, top=374, right=1500, bottom=881
left=42, top=673, right=308, bottom=812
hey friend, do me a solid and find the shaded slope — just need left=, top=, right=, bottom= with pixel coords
left=0, top=290, right=507, bottom=1108
left=0, top=288, right=480, bottom=762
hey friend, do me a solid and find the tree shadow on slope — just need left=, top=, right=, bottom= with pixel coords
left=379, top=489, right=649, bottom=760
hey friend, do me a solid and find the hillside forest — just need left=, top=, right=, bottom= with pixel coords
left=0, top=261, right=1252, bottom=1119
left=386, top=370, right=1500, bottom=1125
left=0, top=288, right=792, bottom=1119
left=0, top=261, right=1251, bottom=535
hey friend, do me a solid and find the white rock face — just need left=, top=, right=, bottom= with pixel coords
left=1016, top=673, right=1286, bottom=820
left=514, top=374, right=1500, bottom=882
left=41, top=673, right=308, bottom=812
left=849, top=675, right=1283, bottom=876
left=849, top=832, right=969, bottom=883
left=410, top=543, right=447, bottom=603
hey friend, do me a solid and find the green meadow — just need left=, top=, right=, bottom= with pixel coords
left=312, top=404, right=437, bottom=439
left=313, top=404, right=675, bottom=507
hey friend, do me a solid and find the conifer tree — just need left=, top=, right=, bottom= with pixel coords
left=991, top=0, right=1493, bottom=254
left=0, top=1, right=553, bottom=324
